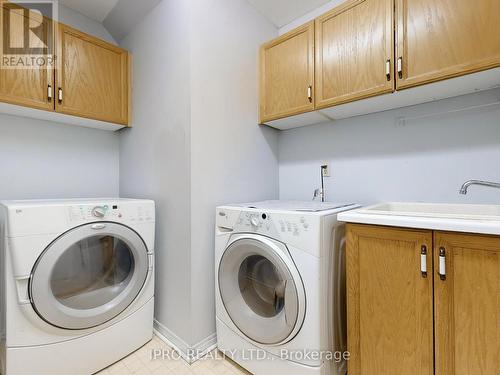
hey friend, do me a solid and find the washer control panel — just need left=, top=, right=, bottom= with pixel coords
left=217, top=206, right=324, bottom=255
left=231, top=210, right=314, bottom=240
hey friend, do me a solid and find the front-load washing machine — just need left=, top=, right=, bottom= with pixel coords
left=215, top=201, right=360, bottom=375
left=0, top=199, right=155, bottom=375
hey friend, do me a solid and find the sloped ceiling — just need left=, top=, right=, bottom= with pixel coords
left=59, top=0, right=162, bottom=42
left=58, top=0, right=120, bottom=22
left=103, top=0, right=162, bottom=42
left=245, top=0, right=331, bottom=28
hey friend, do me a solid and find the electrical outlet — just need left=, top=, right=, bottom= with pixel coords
left=321, top=163, right=330, bottom=177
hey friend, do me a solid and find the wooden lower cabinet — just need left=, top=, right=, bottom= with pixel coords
left=346, top=224, right=500, bottom=375
left=434, top=232, right=500, bottom=375
left=346, top=224, right=434, bottom=375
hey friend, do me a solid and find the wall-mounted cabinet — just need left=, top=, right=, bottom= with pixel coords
left=346, top=224, right=500, bottom=375
left=315, top=0, right=394, bottom=109
left=56, top=24, right=130, bottom=125
left=0, top=3, right=54, bottom=111
left=260, top=0, right=500, bottom=130
left=0, top=3, right=131, bottom=131
left=259, top=22, right=314, bottom=123
left=395, top=0, right=500, bottom=89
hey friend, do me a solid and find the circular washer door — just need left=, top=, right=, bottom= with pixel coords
left=29, top=222, right=149, bottom=330
left=218, top=234, right=306, bottom=345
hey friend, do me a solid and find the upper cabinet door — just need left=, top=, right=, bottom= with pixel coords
left=346, top=224, right=434, bottom=375
left=260, top=22, right=315, bottom=123
left=56, top=24, right=130, bottom=125
left=0, top=4, right=55, bottom=111
left=315, top=0, right=394, bottom=109
left=396, top=0, right=500, bottom=89
left=434, top=232, right=500, bottom=375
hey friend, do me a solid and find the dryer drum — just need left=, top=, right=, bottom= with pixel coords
left=29, top=222, right=149, bottom=330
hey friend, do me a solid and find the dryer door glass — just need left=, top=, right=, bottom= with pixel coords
left=30, top=223, right=149, bottom=330
left=219, top=237, right=305, bottom=345
left=50, top=236, right=134, bottom=310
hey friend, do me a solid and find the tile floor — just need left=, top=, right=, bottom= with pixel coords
left=96, top=335, right=250, bottom=375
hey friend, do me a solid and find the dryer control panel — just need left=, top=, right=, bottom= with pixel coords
left=67, top=203, right=154, bottom=224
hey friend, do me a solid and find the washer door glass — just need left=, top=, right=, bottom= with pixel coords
left=30, top=223, right=149, bottom=330
left=218, top=236, right=305, bottom=345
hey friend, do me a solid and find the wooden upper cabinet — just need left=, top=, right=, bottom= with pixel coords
left=260, top=22, right=314, bottom=123
left=315, top=0, right=394, bottom=109
left=0, top=3, right=55, bottom=110
left=346, top=224, right=434, bottom=375
left=396, top=0, right=500, bottom=89
left=56, top=24, right=130, bottom=125
left=434, top=232, right=500, bottom=375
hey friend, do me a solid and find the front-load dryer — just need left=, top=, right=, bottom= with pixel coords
left=0, top=199, right=155, bottom=375
left=215, top=201, right=360, bottom=375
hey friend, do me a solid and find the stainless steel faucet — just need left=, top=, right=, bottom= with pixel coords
left=459, top=180, right=500, bottom=195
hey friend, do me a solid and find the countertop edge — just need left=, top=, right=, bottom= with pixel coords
left=337, top=212, right=500, bottom=236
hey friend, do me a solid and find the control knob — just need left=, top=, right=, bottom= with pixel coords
left=250, top=216, right=260, bottom=227
left=92, top=206, right=106, bottom=218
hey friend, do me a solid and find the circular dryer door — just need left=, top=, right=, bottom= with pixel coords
left=29, top=222, right=149, bottom=330
left=218, top=234, right=306, bottom=345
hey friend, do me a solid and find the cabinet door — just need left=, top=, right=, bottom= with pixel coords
left=315, top=0, right=394, bottom=109
left=56, top=24, right=130, bottom=125
left=0, top=4, right=54, bottom=110
left=396, top=0, right=500, bottom=89
left=434, top=232, right=500, bottom=375
left=260, top=22, right=314, bottom=123
left=346, top=224, right=434, bottom=375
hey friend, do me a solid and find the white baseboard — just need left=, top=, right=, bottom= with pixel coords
left=153, top=319, right=217, bottom=364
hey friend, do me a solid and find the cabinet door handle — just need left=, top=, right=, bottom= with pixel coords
left=420, top=245, right=427, bottom=278
left=438, top=247, right=446, bottom=280
left=47, top=85, right=52, bottom=101
left=58, top=88, right=63, bottom=103
left=386, top=59, right=391, bottom=81
left=307, top=85, right=312, bottom=102
left=397, top=57, right=403, bottom=79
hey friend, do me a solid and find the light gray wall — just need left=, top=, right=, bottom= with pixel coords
left=118, top=0, right=279, bottom=347
left=279, top=88, right=500, bottom=205
left=0, top=115, right=119, bottom=199
left=0, top=6, right=120, bottom=201
left=118, top=0, right=193, bottom=344
left=189, top=0, right=279, bottom=345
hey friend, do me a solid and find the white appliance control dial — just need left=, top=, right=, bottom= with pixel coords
left=92, top=206, right=106, bottom=218
left=250, top=216, right=260, bottom=227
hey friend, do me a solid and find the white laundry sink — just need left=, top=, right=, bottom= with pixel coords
left=358, top=202, right=500, bottom=221
left=337, top=202, right=500, bottom=236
